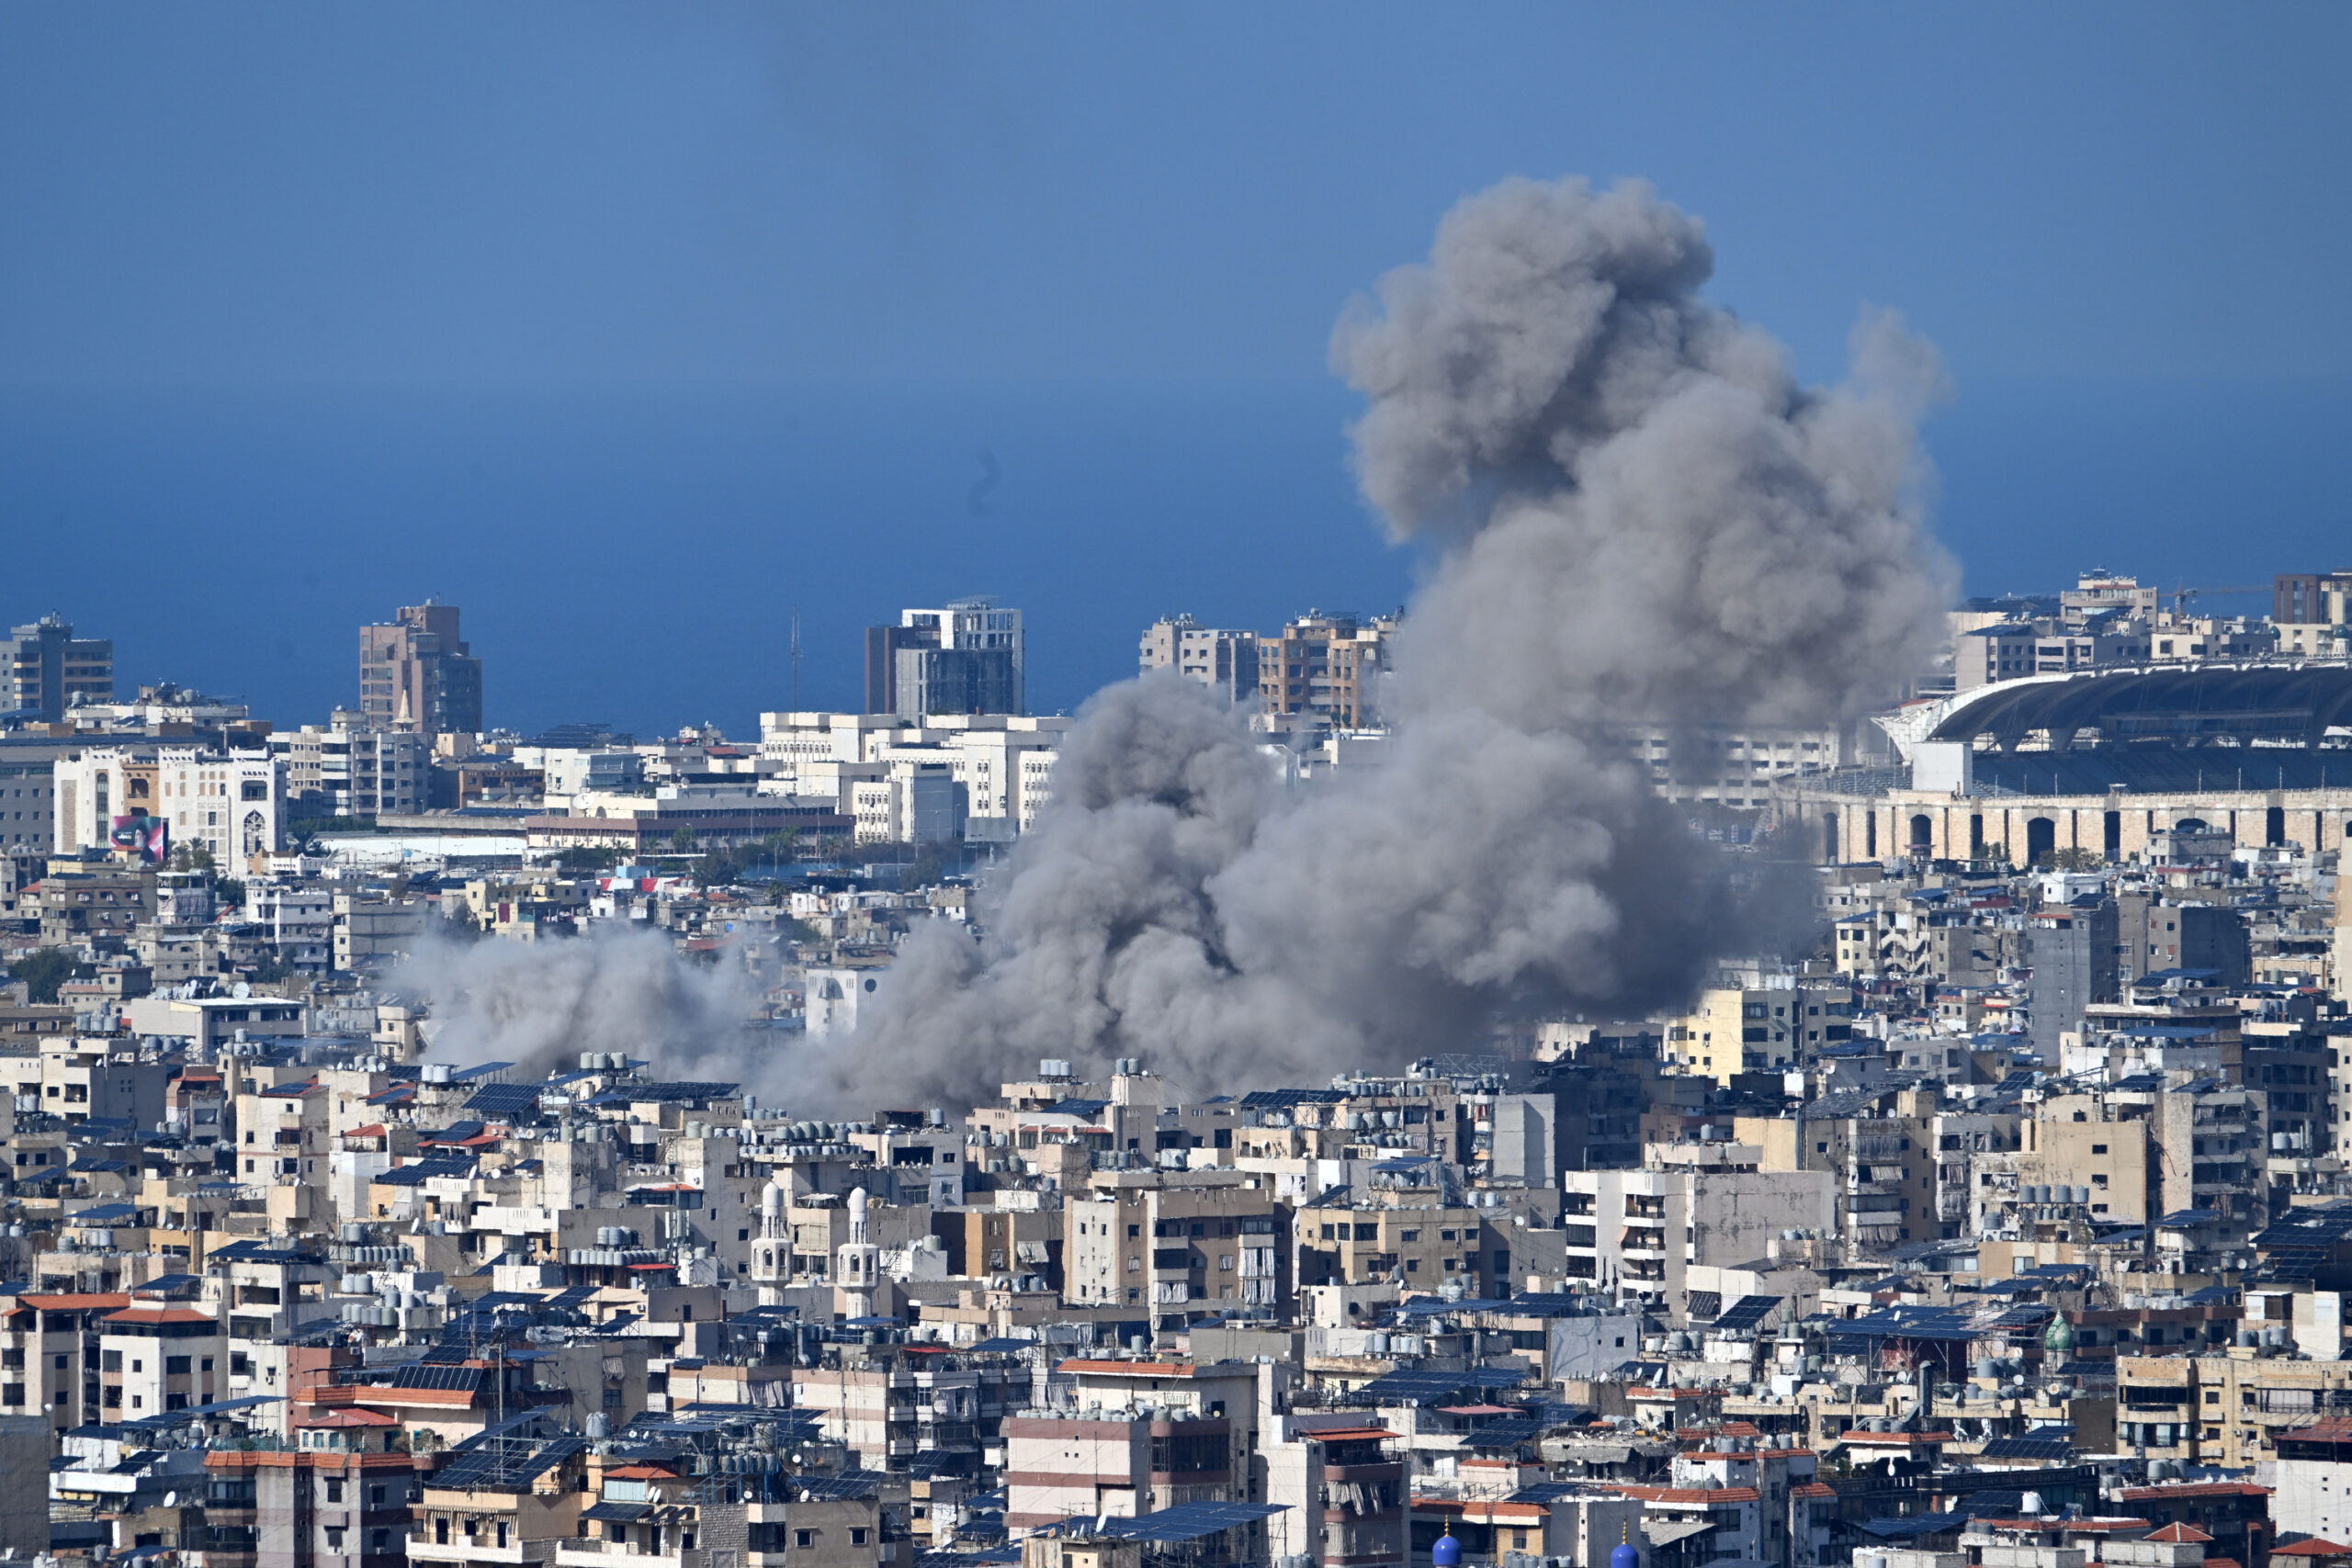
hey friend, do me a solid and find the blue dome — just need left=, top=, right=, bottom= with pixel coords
left=1614, top=1541, right=1642, bottom=1568
left=1432, top=1531, right=1463, bottom=1567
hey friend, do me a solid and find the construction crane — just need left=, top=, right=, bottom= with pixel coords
left=2165, top=581, right=2269, bottom=616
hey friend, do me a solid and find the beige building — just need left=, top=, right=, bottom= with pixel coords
left=1064, top=1174, right=1284, bottom=1325
left=1668, top=983, right=1854, bottom=1083
left=1258, top=611, right=1394, bottom=728
left=1139, top=615, right=1261, bottom=706
left=1783, top=781, right=2352, bottom=868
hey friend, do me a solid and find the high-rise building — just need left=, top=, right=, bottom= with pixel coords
left=863, top=599, right=1023, bottom=718
left=358, top=601, right=482, bottom=736
left=1258, top=610, right=1394, bottom=728
left=2024, top=900, right=2120, bottom=1057
left=2, top=615, right=113, bottom=721
left=1139, top=615, right=1261, bottom=705
left=2277, top=570, right=2352, bottom=627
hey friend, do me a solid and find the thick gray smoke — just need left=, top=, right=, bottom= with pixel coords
left=396, top=924, right=756, bottom=1083
left=807, top=175, right=1953, bottom=1112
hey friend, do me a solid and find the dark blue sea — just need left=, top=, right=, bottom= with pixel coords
left=2, top=377, right=2343, bottom=738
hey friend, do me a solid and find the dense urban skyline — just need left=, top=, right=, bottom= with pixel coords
left=6, top=14, right=2352, bottom=1568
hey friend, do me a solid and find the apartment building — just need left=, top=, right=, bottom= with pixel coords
left=1258, top=611, right=1393, bottom=728
left=1556, top=1152, right=1833, bottom=1306
left=1, top=615, right=112, bottom=721
left=1139, top=616, right=1261, bottom=707
left=357, top=601, right=482, bottom=736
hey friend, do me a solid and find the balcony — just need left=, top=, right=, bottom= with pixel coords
left=411, top=1536, right=552, bottom=1565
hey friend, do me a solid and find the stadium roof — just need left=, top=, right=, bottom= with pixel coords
left=1928, top=662, right=2352, bottom=754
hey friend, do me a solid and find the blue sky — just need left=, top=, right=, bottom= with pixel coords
left=3, top=6, right=2347, bottom=731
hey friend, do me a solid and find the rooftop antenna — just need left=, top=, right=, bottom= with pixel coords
left=790, top=606, right=803, bottom=710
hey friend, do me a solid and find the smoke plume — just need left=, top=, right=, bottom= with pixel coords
left=396, top=924, right=757, bottom=1083
left=811, top=175, right=1954, bottom=1111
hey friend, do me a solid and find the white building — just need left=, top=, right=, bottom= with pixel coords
left=760, top=713, right=1065, bottom=829
left=805, top=966, right=883, bottom=1040
left=247, top=883, right=334, bottom=972
left=54, top=746, right=282, bottom=865
left=1557, top=1151, right=1834, bottom=1305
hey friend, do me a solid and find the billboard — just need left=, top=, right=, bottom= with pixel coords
left=109, top=813, right=169, bottom=865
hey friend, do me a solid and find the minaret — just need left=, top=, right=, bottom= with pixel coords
left=752, top=1179, right=790, bottom=1306
left=837, top=1186, right=880, bottom=1320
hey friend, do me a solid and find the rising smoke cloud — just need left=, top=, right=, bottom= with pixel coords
left=397, top=923, right=756, bottom=1083
left=808, top=175, right=1953, bottom=1113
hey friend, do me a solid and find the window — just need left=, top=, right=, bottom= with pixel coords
left=166, top=1356, right=191, bottom=1375
left=796, top=1531, right=816, bottom=1550
left=2092, top=1144, right=2109, bottom=1155
left=324, top=1529, right=344, bottom=1551
left=325, top=1480, right=344, bottom=1504
left=851, top=1529, right=870, bottom=1546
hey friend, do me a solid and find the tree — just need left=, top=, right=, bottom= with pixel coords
left=2046, top=846, right=2103, bottom=872
left=6, top=947, right=85, bottom=1005
left=669, top=826, right=697, bottom=854
left=214, top=876, right=247, bottom=913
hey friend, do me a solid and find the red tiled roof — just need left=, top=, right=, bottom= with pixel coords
left=2149, top=1526, right=2216, bottom=1544
left=2269, top=1543, right=2352, bottom=1560
left=1614, top=1485, right=1762, bottom=1505
left=18, top=1292, right=131, bottom=1311
left=2120, top=1483, right=2273, bottom=1502
left=103, top=1306, right=214, bottom=1325
left=2283, top=1421, right=2352, bottom=1445
left=301, top=1409, right=398, bottom=1428
left=1841, top=1430, right=1954, bottom=1445
left=1792, top=1483, right=1837, bottom=1499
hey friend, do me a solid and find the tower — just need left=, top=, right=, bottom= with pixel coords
left=358, top=601, right=483, bottom=737
left=752, top=1179, right=791, bottom=1306
left=836, top=1185, right=881, bottom=1320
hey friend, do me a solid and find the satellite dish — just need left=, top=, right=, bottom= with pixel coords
left=164, top=1494, right=179, bottom=1508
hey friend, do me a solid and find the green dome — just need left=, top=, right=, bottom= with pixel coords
left=2044, top=1314, right=2076, bottom=1354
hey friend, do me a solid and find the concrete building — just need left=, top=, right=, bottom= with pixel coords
left=358, top=601, right=482, bottom=736
left=54, top=746, right=283, bottom=865
left=1556, top=1150, right=1833, bottom=1304
left=866, top=601, right=1023, bottom=719
left=1627, top=724, right=1851, bottom=808
left=1666, top=982, right=1855, bottom=1084
left=1139, top=616, right=1261, bottom=707
left=1064, top=1176, right=1286, bottom=1327
left=1, top=615, right=112, bottom=721
left=271, top=722, right=430, bottom=820
left=2025, top=903, right=2120, bottom=1056
left=1258, top=611, right=1393, bottom=729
